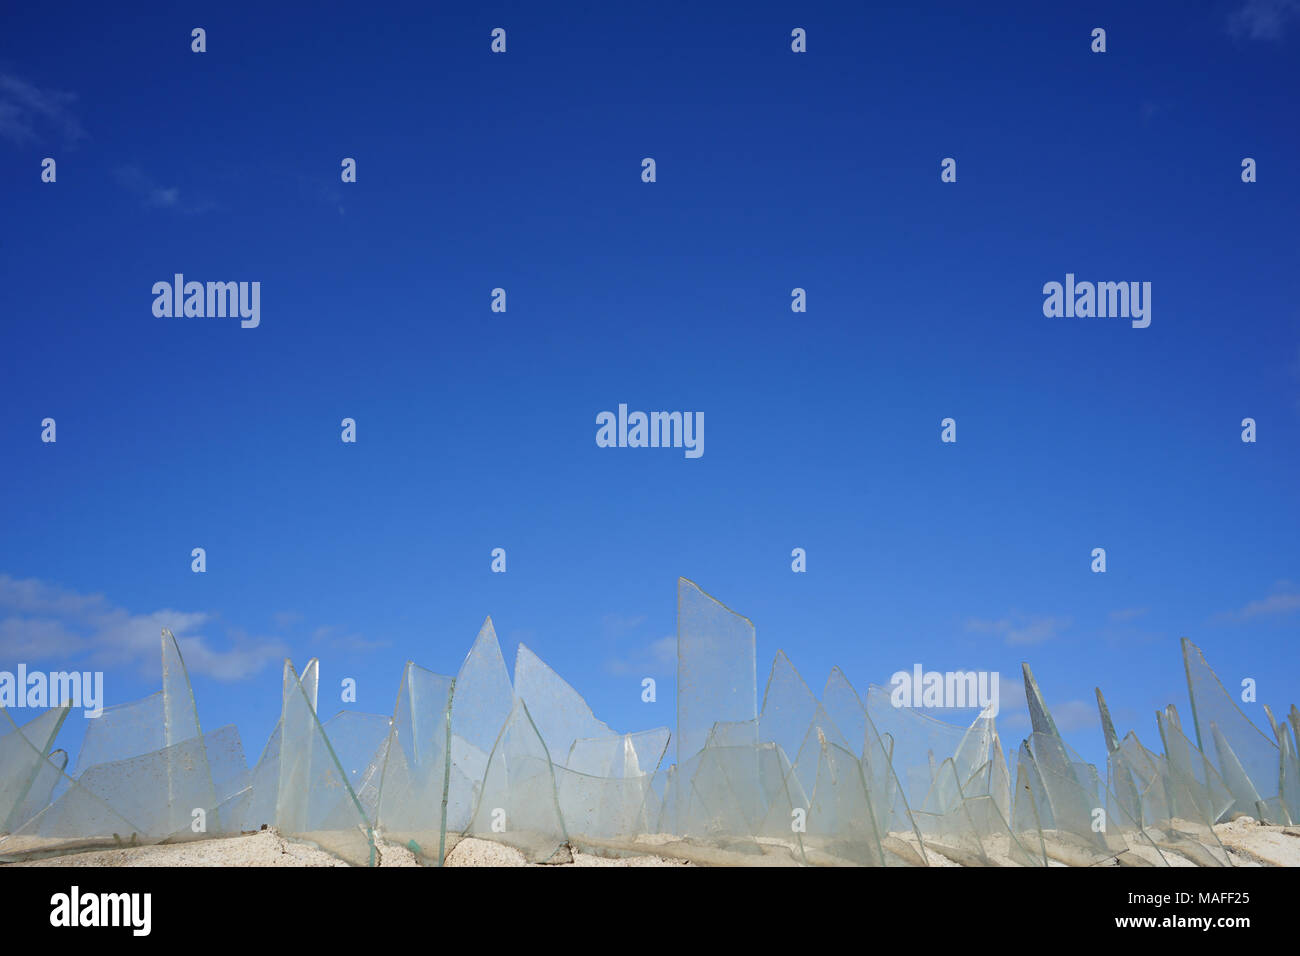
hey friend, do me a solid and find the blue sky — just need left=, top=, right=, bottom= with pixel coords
left=1, top=0, right=1297, bottom=776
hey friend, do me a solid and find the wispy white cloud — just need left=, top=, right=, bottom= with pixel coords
left=272, top=610, right=303, bottom=630
left=114, top=164, right=213, bottom=214
left=1218, top=586, right=1300, bottom=621
left=1109, top=607, right=1149, bottom=623
left=605, top=635, right=676, bottom=677
left=966, top=613, right=1070, bottom=646
left=601, top=613, right=648, bottom=636
left=0, top=74, right=85, bottom=146
left=310, top=624, right=390, bottom=652
left=1228, top=0, right=1300, bottom=40
left=0, top=616, right=83, bottom=659
left=1052, top=699, right=1099, bottom=733
left=171, top=625, right=286, bottom=681
left=0, top=573, right=286, bottom=680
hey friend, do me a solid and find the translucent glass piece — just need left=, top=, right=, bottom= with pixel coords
left=963, top=785, right=1040, bottom=867
left=857, top=696, right=929, bottom=864
left=790, top=702, right=854, bottom=801
left=1182, top=638, right=1282, bottom=821
left=161, top=627, right=203, bottom=748
left=1265, top=704, right=1300, bottom=825
left=567, top=728, right=670, bottom=779
left=226, top=720, right=281, bottom=833
left=864, top=684, right=981, bottom=810
left=1010, top=742, right=1052, bottom=865
left=676, top=577, right=756, bottom=766
left=555, top=766, right=658, bottom=845
left=450, top=618, right=513, bottom=757
left=1023, top=732, right=1134, bottom=865
left=375, top=662, right=454, bottom=864
left=0, top=747, right=155, bottom=862
left=12, top=748, right=68, bottom=835
left=446, top=619, right=514, bottom=834
left=73, top=692, right=166, bottom=775
left=675, top=745, right=768, bottom=858
left=275, top=660, right=376, bottom=866
left=223, top=658, right=318, bottom=834
left=821, top=668, right=867, bottom=759
left=0, top=705, right=70, bottom=832
left=1021, top=662, right=1060, bottom=738
left=514, top=643, right=616, bottom=768
left=75, top=631, right=208, bottom=778
left=759, top=651, right=821, bottom=772
left=988, top=731, right=1012, bottom=824
left=912, top=758, right=994, bottom=866
left=757, top=653, right=853, bottom=801
left=320, top=710, right=392, bottom=824
left=1096, top=686, right=1121, bottom=754
left=467, top=698, right=568, bottom=862
left=78, top=724, right=244, bottom=840
left=300, top=659, right=319, bottom=713
left=705, top=719, right=758, bottom=749
left=0, top=723, right=246, bottom=859
left=802, top=735, right=886, bottom=866
left=1136, top=715, right=1232, bottom=865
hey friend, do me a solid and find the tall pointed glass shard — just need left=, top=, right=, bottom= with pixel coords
left=275, top=660, right=376, bottom=866
left=159, top=628, right=218, bottom=831
left=467, top=698, right=569, bottom=862
left=676, top=577, right=756, bottom=766
left=375, top=661, right=454, bottom=864
left=161, top=627, right=203, bottom=747
left=1182, top=638, right=1281, bottom=821
left=822, top=667, right=876, bottom=756
left=446, top=618, right=514, bottom=833
left=514, top=643, right=616, bottom=766
left=1149, top=708, right=1232, bottom=864
left=759, top=651, right=820, bottom=770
